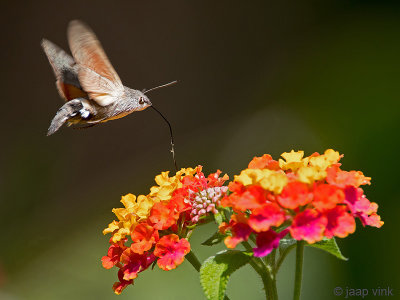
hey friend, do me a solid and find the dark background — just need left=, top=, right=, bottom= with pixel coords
left=1, top=1, right=399, bottom=299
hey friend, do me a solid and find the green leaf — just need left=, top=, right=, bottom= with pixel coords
left=200, top=250, right=251, bottom=300
left=309, top=237, right=348, bottom=261
left=201, top=231, right=225, bottom=246
left=278, top=236, right=347, bottom=261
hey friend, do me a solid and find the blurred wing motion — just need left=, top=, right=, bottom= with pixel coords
left=67, top=20, right=124, bottom=106
left=41, top=39, right=87, bottom=101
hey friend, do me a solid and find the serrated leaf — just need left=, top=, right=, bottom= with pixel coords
left=202, top=231, right=225, bottom=246
left=200, top=250, right=251, bottom=300
left=309, top=237, right=348, bottom=261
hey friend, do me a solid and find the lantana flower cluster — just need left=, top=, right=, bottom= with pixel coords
left=220, top=149, right=383, bottom=257
left=102, top=166, right=228, bottom=294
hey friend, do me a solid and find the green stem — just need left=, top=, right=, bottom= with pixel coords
left=248, top=259, right=272, bottom=300
left=275, top=244, right=296, bottom=274
left=293, top=241, right=304, bottom=300
left=269, top=249, right=278, bottom=299
left=186, top=250, right=201, bottom=272
left=271, top=276, right=278, bottom=300
left=242, top=241, right=277, bottom=300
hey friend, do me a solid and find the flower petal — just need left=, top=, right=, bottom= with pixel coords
left=154, top=234, right=191, bottom=271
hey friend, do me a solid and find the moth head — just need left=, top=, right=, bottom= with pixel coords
left=136, top=92, right=152, bottom=110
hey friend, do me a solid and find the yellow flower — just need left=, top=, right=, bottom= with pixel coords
left=102, top=220, right=131, bottom=243
left=103, top=167, right=200, bottom=242
left=149, top=167, right=199, bottom=201
left=297, top=149, right=342, bottom=184
left=103, top=193, right=155, bottom=242
left=309, top=149, right=341, bottom=170
left=103, top=220, right=119, bottom=235
left=297, top=166, right=326, bottom=184
left=234, top=169, right=288, bottom=194
left=259, top=172, right=288, bottom=194
left=279, top=150, right=308, bottom=171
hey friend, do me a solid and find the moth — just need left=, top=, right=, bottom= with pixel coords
left=42, top=20, right=177, bottom=168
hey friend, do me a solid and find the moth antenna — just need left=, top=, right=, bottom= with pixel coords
left=151, top=105, right=178, bottom=171
left=143, top=80, right=178, bottom=94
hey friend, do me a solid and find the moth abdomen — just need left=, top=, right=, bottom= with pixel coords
left=47, top=98, right=90, bottom=136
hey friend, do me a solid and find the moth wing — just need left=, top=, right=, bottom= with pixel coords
left=41, top=39, right=87, bottom=101
left=67, top=20, right=124, bottom=106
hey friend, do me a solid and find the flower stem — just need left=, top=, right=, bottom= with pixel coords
left=293, top=241, right=304, bottom=300
left=248, top=259, right=272, bottom=300
left=275, top=244, right=296, bottom=274
left=242, top=241, right=277, bottom=300
left=186, top=250, right=201, bottom=272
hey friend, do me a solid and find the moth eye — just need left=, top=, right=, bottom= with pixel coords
left=139, top=97, right=145, bottom=105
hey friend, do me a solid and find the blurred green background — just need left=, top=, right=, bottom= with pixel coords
left=1, top=0, right=399, bottom=299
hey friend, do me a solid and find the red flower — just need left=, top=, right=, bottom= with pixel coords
left=207, top=170, right=229, bottom=187
left=113, top=269, right=133, bottom=295
left=130, top=224, right=159, bottom=254
left=290, top=209, right=328, bottom=243
left=120, top=249, right=154, bottom=281
left=149, top=202, right=179, bottom=230
left=225, top=185, right=268, bottom=211
left=278, top=181, right=312, bottom=209
left=228, top=181, right=246, bottom=193
left=221, top=213, right=253, bottom=248
left=324, top=206, right=356, bottom=238
left=248, top=203, right=286, bottom=232
left=253, top=229, right=289, bottom=257
left=154, top=234, right=191, bottom=271
left=102, top=244, right=125, bottom=269
left=313, top=184, right=344, bottom=211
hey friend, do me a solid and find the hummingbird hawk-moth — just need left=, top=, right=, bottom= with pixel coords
left=42, top=20, right=178, bottom=169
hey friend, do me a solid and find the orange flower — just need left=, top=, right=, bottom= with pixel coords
left=248, top=154, right=280, bottom=170
left=277, top=181, right=312, bottom=209
left=313, top=184, right=345, bottom=211
left=130, top=224, right=159, bottom=254
left=149, top=202, right=179, bottom=230
left=248, top=203, right=286, bottom=232
left=154, top=235, right=191, bottom=271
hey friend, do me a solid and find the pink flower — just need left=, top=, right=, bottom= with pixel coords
left=324, top=206, right=356, bottom=238
left=253, top=229, right=289, bottom=257
left=220, top=213, right=253, bottom=248
left=290, top=209, right=328, bottom=243
left=120, top=249, right=154, bottom=281
left=344, top=186, right=383, bottom=228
